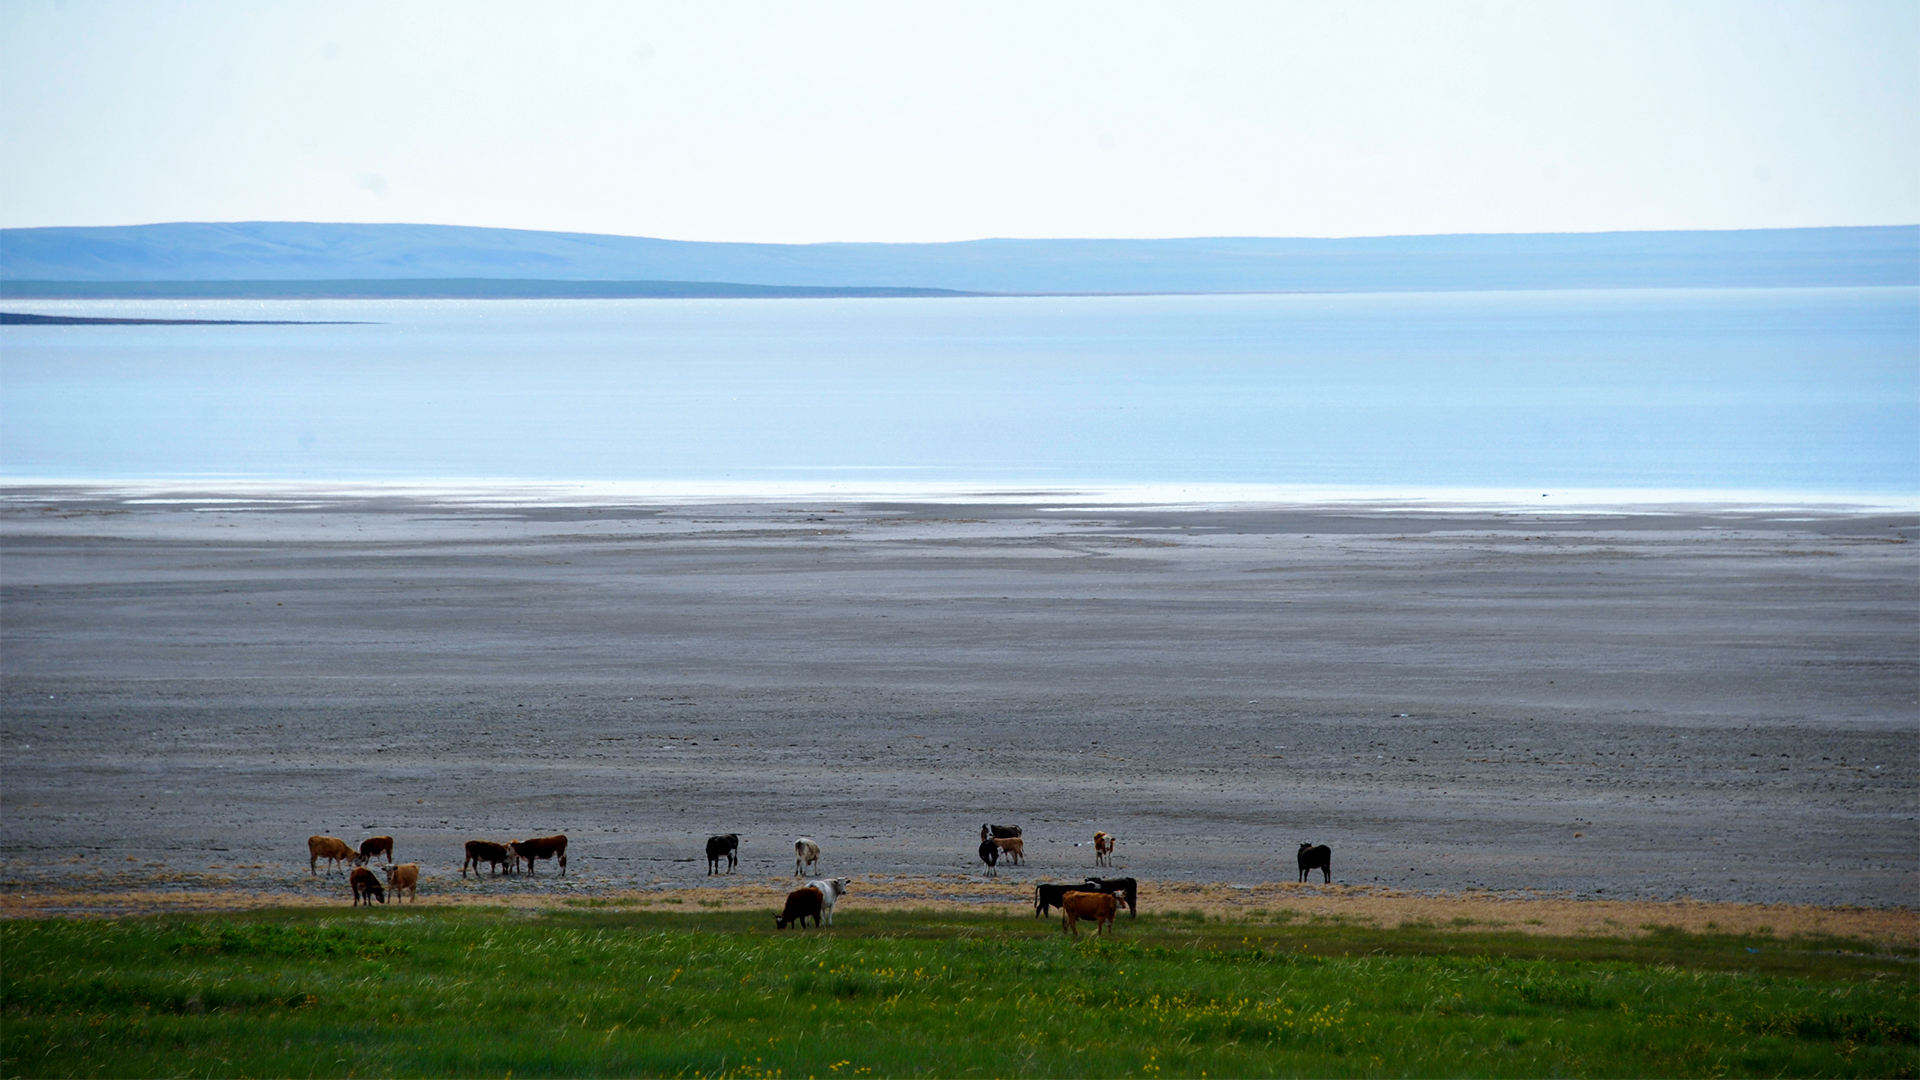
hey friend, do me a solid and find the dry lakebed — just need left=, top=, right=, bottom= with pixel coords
left=1, top=486, right=1913, bottom=936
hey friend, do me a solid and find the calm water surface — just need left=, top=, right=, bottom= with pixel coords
left=2, top=288, right=1914, bottom=495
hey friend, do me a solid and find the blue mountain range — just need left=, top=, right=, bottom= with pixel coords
left=2, top=221, right=1914, bottom=295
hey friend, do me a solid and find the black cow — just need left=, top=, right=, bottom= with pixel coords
left=978, top=838, right=1001, bottom=877
left=706, top=833, right=739, bottom=875
left=1298, top=843, right=1331, bottom=884
left=1034, top=881, right=1094, bottom=918
left=1084, top=876, right=1138, bottom=917
left=981, top=823, right=1022, bottom=840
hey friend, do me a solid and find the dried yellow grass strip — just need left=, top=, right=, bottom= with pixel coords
left=2, top=876, right=1910, bottom=947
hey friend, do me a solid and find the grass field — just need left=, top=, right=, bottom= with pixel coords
left=3, top=905, right=1914, bottom=1078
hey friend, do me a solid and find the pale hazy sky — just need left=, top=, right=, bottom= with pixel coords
left=2, top=0, right=1914, bottom=243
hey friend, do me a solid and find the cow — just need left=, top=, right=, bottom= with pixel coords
left=1034, top=881, right=1095, bottom=918
left=806, top=877, right=850, bottom=925
left=978, top=838, right=1001, bottom=877
left=981, top=823, right=1021, bottom=840
left=349, top=866, right=387, bottom=906
left=706, top=834, right=739, bottom=876
left=1084, top=876, right=1139, bottom=918
left=511, top=834, right=568, bottom=876
left=1298, top=843, right=1331, bottom=884
left=1093, top=831, right=1115, bottom=867
left=385, top=862, right=419, bottom=903
left=993, top=837, right=1026, bottom=865
left=775, top=886, right=824, bottom=929
left=1060, top=890, right=1117, bottom=937
left=461, top=840, right=512, bottom=877
left=793, top=837, right=820, bottom=877
left=308, top=835, right=354, bottom=876
left=356, top=836, right=394, bottom=866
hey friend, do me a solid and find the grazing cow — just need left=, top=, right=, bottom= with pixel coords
left=1034, top=881, right=1095, bottom=918
left=349, top=866, right=387, bottom=906
left=806, top=877, right=850, bottom=925
left=356, top=836, right=394, bottom=866
left=385, top=862, right=420, bottom=903
left=706, top=834, right=739, bottom=876
left=511, top=835, right=569, bottom=876
left=1060, top=890, right=1117, bottom=937
left=775, top=886, right=824, bottom=929
left=308, top=835, right=354, bottom=876
left=1084, top=876, right=1139, bottom=918
left=993, top=837, right=1026, bottom=865
left=978, top=838, right=1002, bottom=877
left=461, top=840, right=512, bottom=877
left=981, top=823, right=1022, bottom=840
left=1297, top=843, right=1331, bottom=884
left=793, top=837, right=820, bottom=877
left=1093, top=831, right=1115, bottom=867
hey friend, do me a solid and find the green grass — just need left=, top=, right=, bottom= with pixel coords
left=3, top=907, right=1914, bottom=1078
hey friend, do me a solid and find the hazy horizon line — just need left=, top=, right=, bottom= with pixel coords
left=7, top=219, right=1917, bottom=248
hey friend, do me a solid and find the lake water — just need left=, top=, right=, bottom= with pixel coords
left=2, top=288, right=1914, bottom=504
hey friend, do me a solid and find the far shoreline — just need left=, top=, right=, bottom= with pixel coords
left=3, top=478, right=1915, bottom=515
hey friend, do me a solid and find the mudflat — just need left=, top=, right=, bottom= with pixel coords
left=1, top=488, right=1913, bottom=914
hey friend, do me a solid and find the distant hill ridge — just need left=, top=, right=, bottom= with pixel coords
left=2, top=221, right=1914, bottom=295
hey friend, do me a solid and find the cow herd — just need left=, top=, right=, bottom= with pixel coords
left=307, top=834, right=420, bottom=907
left=307, top=825, right=1336, bottom=935
left=307, top=831, right=566, bottom=906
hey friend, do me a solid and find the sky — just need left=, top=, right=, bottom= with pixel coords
left=1, top=0, right=1915, bottom=244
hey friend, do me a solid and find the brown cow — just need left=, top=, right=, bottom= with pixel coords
left=1093, top=831, right=1115, bottom=867
left=357, top=836, right=394, bottom=866
left=308, top=835, right=354, bottom=876
left=511, top=834, right=568, bottom=876
left=775, top=886, right=824, bottom=929
left=1060, top=890, right=1117, bottom=937
left=385, top=863, right=420, bottom=903
left=993, top=837, right=1025, bottom=865
left=349, top=866, right=387, bottom=906
left=461, top=840, right=512, bottom=877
